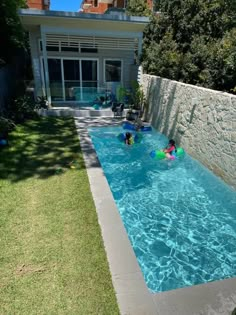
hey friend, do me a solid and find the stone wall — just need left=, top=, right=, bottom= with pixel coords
left=142, top=74, right=236, bottom=189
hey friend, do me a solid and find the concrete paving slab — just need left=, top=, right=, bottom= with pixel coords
left=112, top=271, right=150, bottom=295
left=102, top=225, right=141, bottom=275
left=95, top=197, right=124, bottom=231
left=117, top=292, right=158, bottom=315
left=152, top=278, right=236, bottom=315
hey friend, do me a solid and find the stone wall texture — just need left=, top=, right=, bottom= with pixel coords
left=142, top=74, right=236, bottom=189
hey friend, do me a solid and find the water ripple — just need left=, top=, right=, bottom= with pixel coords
left=89, top=126, right=236, bottom=292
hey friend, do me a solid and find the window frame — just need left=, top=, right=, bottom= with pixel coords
left=103, top=58, right=123, bottom=84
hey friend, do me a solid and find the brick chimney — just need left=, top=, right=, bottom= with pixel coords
left=27, top=0, right=50, bottom=10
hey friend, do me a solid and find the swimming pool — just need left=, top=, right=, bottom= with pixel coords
left=89, top=126, right=236, bottom=293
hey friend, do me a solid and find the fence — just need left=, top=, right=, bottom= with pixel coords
left=0, top=65, right=15, bottom=114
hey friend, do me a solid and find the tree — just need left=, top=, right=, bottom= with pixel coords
left=142, top=31, right=183, bottom=80
left=0, top=0, right=27, bottom=65
left=153, top=0, right=161, bottom=11
left=142, top=0, right=236, bottom=93
left=126, top=0, right=152, bottom=17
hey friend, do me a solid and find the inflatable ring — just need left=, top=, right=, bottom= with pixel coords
left=117, top=133, right=143, bottom=144
left=123, top=121, right=152, bottom=132
left=150, top=147, right=185, bottom=160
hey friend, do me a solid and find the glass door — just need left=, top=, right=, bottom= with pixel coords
left=63, top=60, right=80, bottom=101
left=62, top=59, right=98, bottom=102
left=48, top=59, right=63, bottom=101
left=81, top=60, right=98, bottom=102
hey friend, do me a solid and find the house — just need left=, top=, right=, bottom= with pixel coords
left=19, top=9, right=149, bottom=105
left=27, top=0, right=50, bottom=10
left=81, top=0, right=153, bottom=14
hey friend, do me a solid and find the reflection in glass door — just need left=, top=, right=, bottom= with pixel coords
left=63, top=60, right=80, bottom=101
left=81, top=60, right=98, bottom=102
left=62, top=59, right=98, bottom=102
left=46, top=58, right=98, bottom=102
left=48, top=59, right=63, bottom=101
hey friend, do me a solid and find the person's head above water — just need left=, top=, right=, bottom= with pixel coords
left=126, top=132, right=132, bottom=139
left=169, top=139, right=175, bottom=146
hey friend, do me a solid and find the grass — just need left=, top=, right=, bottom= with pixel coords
left=0, top=117, right=119, bottom=315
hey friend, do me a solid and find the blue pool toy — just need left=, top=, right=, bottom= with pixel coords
left=0, top=139, right=7, bottom=146
left=123, top=121, right=152, bottom=132
left=118, top=133, right=143, bottom=144
left=150, top=147, right=185, bottom=160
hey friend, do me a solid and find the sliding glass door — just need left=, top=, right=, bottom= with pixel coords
left=46, top=58, right=98, bottom=102
left=48, top=59, right=63, bottom=101
left=81, top=60, right=98, bottom=102
left=63, top=60, right=80, bottom=101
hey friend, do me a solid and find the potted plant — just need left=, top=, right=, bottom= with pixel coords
left=126, top=81, right=146, bottom=121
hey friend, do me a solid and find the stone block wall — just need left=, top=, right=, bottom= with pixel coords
left=142, top=74, right=236, bottom=189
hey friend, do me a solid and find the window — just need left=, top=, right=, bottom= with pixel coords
left=46, top=46, right=59, bottom=52
left=61, top=46, right=79, bottom=52
left=94, top=0, right=98, bottom=7
left=39, top=40, right=59, bottom=52
left=81, top=43, right=98, bottom=53
left=61, top=42, right=79, bottom=52
left=105, top=60, right=122, bottom=82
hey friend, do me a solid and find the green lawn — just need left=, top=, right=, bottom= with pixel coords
left=0, top=117, right=119, bottom=315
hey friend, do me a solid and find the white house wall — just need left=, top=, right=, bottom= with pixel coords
left=29, top=27, right=137, bottom=100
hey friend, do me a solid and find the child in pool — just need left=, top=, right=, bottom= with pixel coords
left=163, top=139, right=177, bottom=159
left=125, top=132, right=134, bottom=145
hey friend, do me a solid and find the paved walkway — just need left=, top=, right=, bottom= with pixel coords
left=75, top=117, right=236, bottom=315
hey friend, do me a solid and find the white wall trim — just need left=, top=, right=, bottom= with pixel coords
left=41, top=25, right=143, bottom=39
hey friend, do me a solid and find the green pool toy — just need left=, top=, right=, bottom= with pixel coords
left=150, top=147, right=185, bottom=160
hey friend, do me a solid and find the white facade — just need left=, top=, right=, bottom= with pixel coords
left=19, top=9, right=149, bottom=105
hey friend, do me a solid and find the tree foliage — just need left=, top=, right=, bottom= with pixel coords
left=126, top=0, right=152, bottom=17
left=142, top=0, right=236, bottom=93
left=0, top=0, right=27, bottom=65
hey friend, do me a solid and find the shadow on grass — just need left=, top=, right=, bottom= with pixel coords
left=0, top=117, right=85, bottom=182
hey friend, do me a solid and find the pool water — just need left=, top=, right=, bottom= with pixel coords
left=89, top=126, right=236, bottom=293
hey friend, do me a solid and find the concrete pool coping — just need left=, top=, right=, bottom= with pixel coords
left=75, top=117, right=236, bottom=315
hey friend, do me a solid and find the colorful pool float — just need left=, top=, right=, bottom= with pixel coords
left=150, top=147, right=185, bottom=160
left=122, top=121, right=152, bottom=132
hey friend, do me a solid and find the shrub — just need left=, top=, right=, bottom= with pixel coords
left=35, top=96, right=49, bottom=109
left=9, top=95, right=37, bottom=123
left=9, top=95, right=49, bottom=123
left=0, top=116, right=15, bottom=139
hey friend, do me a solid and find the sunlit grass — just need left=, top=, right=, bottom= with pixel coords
left=0, top=117, right=119, bottom=315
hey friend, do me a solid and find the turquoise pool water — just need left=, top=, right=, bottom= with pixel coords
left=89, top=126, right=236, bottom=293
